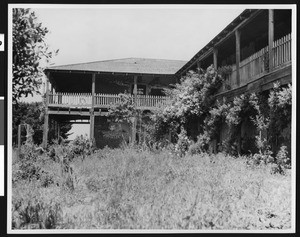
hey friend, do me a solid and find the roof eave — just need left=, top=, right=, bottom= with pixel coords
left=175, top=9, right=262, bottom=76
left=44, top=68, right=176, bottom=77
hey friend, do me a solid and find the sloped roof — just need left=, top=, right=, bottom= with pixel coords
left=176, top=9, right=259, bottom=75
left=46, top=58, right=187, bottom=75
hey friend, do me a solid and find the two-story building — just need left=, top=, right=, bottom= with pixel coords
left=42, top=9, right=292, bottom=152
left=43, top=58, right=186, bottom=148
left=177, top=9, right=292, bottom=154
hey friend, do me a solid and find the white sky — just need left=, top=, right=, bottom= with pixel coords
left=19, top=5, right=246, bottom=139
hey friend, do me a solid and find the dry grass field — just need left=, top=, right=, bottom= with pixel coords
left=11, top=144, right=292, bottom=230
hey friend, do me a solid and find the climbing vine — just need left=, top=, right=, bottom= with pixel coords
left=152, top=65, right=223, bottom=142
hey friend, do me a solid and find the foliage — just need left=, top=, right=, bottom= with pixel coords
left=107, top=93, right=137, bottom=124
left=12, top=147, right=291, bottom=229
left=13, top=143, right=40, bottom=183
left=205, top=98, right=231, bottom=141
left=267, top=83, right=292, bottom=153
left=12, top=183, right=63, bottom=229
left=276, top=146, right=290, bottom=168
left=174, top=127, right=192, bottom=157
left=187, top=131, right=211, bottom=155
left=175, top=79, right=292, bottom=162
left=70, top=135, right=94, bottom=159
left=13, top=8, right=58, bottom=103
left=13, top=102, right=72, bottom=145
left=152, top=66, right=223, bottom=142
left=217, top=65, right=232, bottom=78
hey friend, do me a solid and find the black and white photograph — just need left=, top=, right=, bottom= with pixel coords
left=4, top=3, right=296, bottom=234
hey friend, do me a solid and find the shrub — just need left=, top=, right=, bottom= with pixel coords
left=269, top=146, right=291, bottom=175
left=70, top=135, right=94, bottom=159
left=276, top=145, right=290, bottom=169
left=174, top=127, right=192, bottom=157
left=188, top=131, right=210, bottom=155
left=13, top=144, right=41, bottom=183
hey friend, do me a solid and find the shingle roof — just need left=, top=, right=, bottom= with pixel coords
left=46, top=58, right=187, bottom=75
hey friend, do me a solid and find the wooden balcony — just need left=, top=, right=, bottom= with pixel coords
left=48, top=93, right=170, bottom=111
left=219, top=33, right=291, bottom=92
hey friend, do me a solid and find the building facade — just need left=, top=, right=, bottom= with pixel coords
left=43, top=58, right=186, bottom=148
left=177, top=9, right=292, bottom=154
left=42, top=9, right=292, bottom=152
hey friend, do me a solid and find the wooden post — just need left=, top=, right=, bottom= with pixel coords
left=90, top=74, right=96, bottom=142
left=168, top=130, right=172, bottom=143
left=268, top=9, right=274, bottom=72
left=57, top=122, right=61, bottom=141
left=53, top=120, right=57, bottom=139
left=213, top=48, right=218, bottom=69
left=17, top=124, right=21, bottom=159
left=42, top=72, right=50, bottom=148
left=196, top=60, right=201, bottom=72
left=132, top=75, right=138, bottom=144
left=235, top=30, right=241, bottom=87
left=50, top=81, right=53, bottom=104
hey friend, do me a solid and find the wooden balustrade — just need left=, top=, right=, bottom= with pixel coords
left=239, top=46, right=269, bottom=86
left=49, top=93, right=169, bottom=109
left=219, top=33, right=291, bottom=92
left=273, top=33, right=291, bottom=68
left=48, top=93, right=92, bottom=106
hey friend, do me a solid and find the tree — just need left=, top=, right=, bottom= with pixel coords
left=13, top=8, right=58, bottom=103
left=13, top=102, right=72, bottom=145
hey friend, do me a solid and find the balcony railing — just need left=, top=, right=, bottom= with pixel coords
left=48, top=93, right=170, bottom=110
left=220, top=33, right=291, bottom=91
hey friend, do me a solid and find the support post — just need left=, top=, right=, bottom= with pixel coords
left=42, top=72, right=50, bottom=148
left=132, top=75, right=138, bottom=144
left=268, top=9, right=274, bottom=72
left=90, top=74, right=96, bottom=142
left=196, top=60, right=201, bottom=72
left=168, top=130, right=172, bottom=143
left=57, top=122, right=61, bottom=141
left=213, top=48, right=218, bottom=69
left=50, top=81, right=53, bottom=104
left=235, top=30, right=241, bottom=87
left=17, top=124, right=21, bottom=159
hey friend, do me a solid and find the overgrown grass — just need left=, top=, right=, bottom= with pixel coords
left=12, top=147, right=291, bottom=230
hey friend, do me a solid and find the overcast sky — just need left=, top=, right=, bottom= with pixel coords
left=20, top=5, right=246, bottom=139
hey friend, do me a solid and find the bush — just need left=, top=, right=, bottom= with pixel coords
left=276, top=146, right=290, bottom=169
left=174, top=127, right=192, bottom=157
left=188, top=132, right=210, bottom=155
left=13, top=144, right=41, bottom=183
left=70, top=135, right=94, bottom=159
